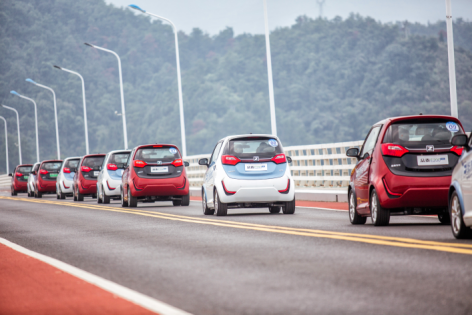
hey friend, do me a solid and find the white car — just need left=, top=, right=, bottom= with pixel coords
left=27, top=162, right=40, bottom=197
left=449, top=134, right=472, bottom=239
left=97, top=150, right=131, bottom=204
left=56, top=157, right=81, bottom=199
left=198, top=134, right=295, bottom=216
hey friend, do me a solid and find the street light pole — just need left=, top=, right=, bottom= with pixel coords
left=0, top=116, right=9, bottom=174
left=10, top=91, right=39, bottom=162
left=1, top=105, right=21, bottom=165
left=263, top=0, right=277, bottom=136
left=84, top=43, right=128, bottom=150
left=129, top=4, right=187, bottom=156
left=54, top=65, right=89, bottom=155
left=445, top=0, right=458, bottom=118
left=26, top=79, right=61, bottom=159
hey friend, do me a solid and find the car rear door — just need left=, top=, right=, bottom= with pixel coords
left=354, top=126, right=381, bottom=210
left=462, top=136, right=472, bottom=212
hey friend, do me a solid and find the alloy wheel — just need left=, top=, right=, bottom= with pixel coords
left=371, top=193, right=378, bottom=223
left=451, top=195, right=461, bottom=235
left=349, top=192, right=355, bottom=221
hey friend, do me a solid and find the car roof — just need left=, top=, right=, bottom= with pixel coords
left=17, top=164, right=33, bottom=167
left=82, top=154, right=106, bottom=158
left=373, top=115, right=462, bottom=127
left=64, top=156, right=81, bottom=161
left=40, top=160, right=63, bottom=164
left=106, top=149, right=131, bottom=155
left=220, top=134, right=280, bottom=142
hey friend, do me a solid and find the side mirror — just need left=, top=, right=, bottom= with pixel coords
left=198, top=158, right=209, bottom=166
left=8, top=173, right=12, bottom=177
left=287, top=156, right=292, bottom=163
left=346, top=148, right=360, bottom=158
left=184, top=161, right=189, bottom=167
left=451, top=134, right=468, bottom=147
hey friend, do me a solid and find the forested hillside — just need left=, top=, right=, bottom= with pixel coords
left=0, top=0, right=471, bottom=172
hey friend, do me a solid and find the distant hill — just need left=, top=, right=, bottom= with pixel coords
left=0, top=0, right=471, bottom=172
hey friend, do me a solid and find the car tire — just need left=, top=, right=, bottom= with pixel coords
left=370, top=189, right=389, bottom=226
left=11, top=185, right=17, bottom=196
left=56, top=186, right=60, bottom=199
left=59, top=189, right=66, bottom=200
left=181, top=193, right=190, bottom=206
left=450, top=191, right=472, bottom=239
left=102, top=186, right=110, bottom=204
left=282, top=198, right=296, bottom=214
left=202, top=190, right=214, bottom=215
left=97, top=185, right=103, bottom=204
left=349, top=190, right=366, bottom=225
left=73, top=186, right=77, bottom=201
left=214, top=190, right=227, bottom=216
left=76, top=186, right=84, bottom=202
left=92, top=194, right=97, bottom=199
left=27, top=185, right=32, bottom=197
left=438, top=212, right=450, bottom=225
left=121, top=186, right=128, bottom=207
left=269, top=206, right=281, bottom=214
left=173, top=199, right=182, bottom=206
left=128, top=186, right=137, bottom=208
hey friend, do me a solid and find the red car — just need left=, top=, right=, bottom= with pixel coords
left=73, top=154, right=106, bottom=201
left=10, top=164, right=33, bottom=195
left=121, top=144, right=190, bottom=207
left=34, top=160, right=63, bottom=198
left=346, top=115, right=466, bottom=226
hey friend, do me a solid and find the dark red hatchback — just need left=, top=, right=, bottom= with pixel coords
left=10, top=164, right=33, bottom=195
left=346, top=115, right=465, bottom=226
left=34, top=160, right=63, bottom=198
left=73, top=154, right=106, bottom=201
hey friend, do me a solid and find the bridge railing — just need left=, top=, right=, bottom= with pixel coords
left=184, top=140, right=363, bottom=190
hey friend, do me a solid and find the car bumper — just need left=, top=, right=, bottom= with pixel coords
left=103, top=178, right=121, bottom=196
left=464, top=211, right=472, bottom=227
left=78, top=179, right=98, bottom=195
left=59, top=179, right=74, bottom=194
left=218, top=176, right=294, bottom=203
left=37, top=180, right=57, bottom=193
left=131, top=176, right=189, bottom=197
left=13, top=181, right=27, bottom=191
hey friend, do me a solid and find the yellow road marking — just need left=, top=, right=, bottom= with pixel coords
left=1, top=196, right=471, bottom=255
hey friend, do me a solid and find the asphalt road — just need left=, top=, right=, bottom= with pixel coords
left=0, top=192, right=471, bottom=315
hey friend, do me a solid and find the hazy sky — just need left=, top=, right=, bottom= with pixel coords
left=106, top=0, right=472, bottom=35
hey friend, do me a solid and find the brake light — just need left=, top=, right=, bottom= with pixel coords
left=63, top=167, right=71, bottom=173
left=279, top=179, right=290, bottom=193
left=133, top=160, right=147, bottom=168
left=381, top=143, right=409, bottom=157
left=172, top=159, right=183, bottom=167
left=81, top=166, right=92, bottom=172
left=450, top=146, right=463, bottom=156
left=271, top=153, right=287, bottom=164
left=39, top=169, right=49, bottom=175
left=107, top=163, right=118, bottom=171
left=153, top=145, right=163, bottom=147
left=222, top=181, right=236, bottom=195
left=15, top=172, right=23, bottom=177
left=221, top=155, right=241, bottom=166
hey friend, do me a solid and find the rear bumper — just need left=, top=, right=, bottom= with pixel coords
left=37, top=180, right=56, bottom=193
left=218, top=176, right=294, bottom=203
left=13, top=181, right=27, bottom=191
left=464, top=211, right=472, bottom=227
left=130, top=176, right=189, bottom=197
left=103, top=178, right=121, bottom=196
left=59, top=179, right=74, bottom=194
left=78, top=179, right=98, bottom=195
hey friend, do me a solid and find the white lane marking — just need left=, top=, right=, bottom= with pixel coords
left=0, top=237, right=192, bottom=315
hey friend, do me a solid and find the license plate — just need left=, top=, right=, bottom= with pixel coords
left=93, top=171, right=99, bottom=177
left=245, top=164, right=268, bottom=171
left=50, top=174, right=58, bottom=178
left=151, top=166, right=168, bottom=173
left=24, top=175, right=29, bottom=179
left=417, top=155, right=449, bottom=166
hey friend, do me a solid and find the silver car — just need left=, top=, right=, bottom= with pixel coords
left=97, top=150, right=131, bottom=204
left=449, top=134, right=472, bottom=239
left=56, top=157, right=81, bottom=199
left=27, top=162, right=40, bottom=197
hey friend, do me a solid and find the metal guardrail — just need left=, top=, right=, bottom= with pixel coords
left=0, top=174, right=10, bottom=188
left=184, top=140, right=363, bottom=189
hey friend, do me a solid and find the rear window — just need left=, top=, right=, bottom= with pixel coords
left=33, top=164, right=40, bottom=172
left=383, top=120, right=464, bottom=147
left=64, top=159, right=80, bottom=169
left=134, top=147, right=180, bottom=164
left=41, top=162, right=62, bottom=171
left=82, top=157, right=105, bottom=170
left=223, top=137, right=283, bottom=159
left=17, top=166, right=32, bottom=173
left=108, top=152, right=130, bottom=169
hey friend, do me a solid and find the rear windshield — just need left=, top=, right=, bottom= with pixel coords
left=383, top=120, right=464, bottom=147
left=17, top=166, right=32, bottom=173
left=223, top=137, right=283, bottom=159
left=64, top=159, right=80, bottom=170
left=82, top=157, right=105, bottom=170
left=41, top=162, right=62, bottom=171
left=108, top=152, right=130, bottom=169
left=33, top=164, right=40, bottom=172
left=134, top=147, right=180, bottom=164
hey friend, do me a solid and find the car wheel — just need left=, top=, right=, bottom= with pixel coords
left=438, top=212, right=450, bottom=225
left=102, top=185, right=110, bottom=204
left=27, top=185, right=32, bottom=197
left=56, top=186, right=60, bottom=199
left=349, top=190, right=366, bottom=224
left=172, top=199, right=182, bottom=206
left=214, top=190, right=227, bottom=216
left=202, top=190, right=214, bottom=215
left=73, top=186, right=78, bottom=201
left=282, top=198, right=295, bottom=214
left=11, top=185, right=17, bottom=196
left=181, top=193, right=190, bottom=206
left=128, top=186, right=137, bottom=208
left=269, top=206, right=281, bottom=214
left=97, top=185, right=103, bottom=204
left=121, top=186, right=128, bottom=207
left=76, top=185, right=84, bottom=202
left=450, top=191, right=472, bottom=239
left=370, top=189, right=389, bottom=226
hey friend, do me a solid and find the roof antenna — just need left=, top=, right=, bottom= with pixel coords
left=419, top=113, right=423, bottom=115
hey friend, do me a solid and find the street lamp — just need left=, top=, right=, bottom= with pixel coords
left=263, top=0, right=277, bottom=136
left=445, top=0, right=458, bottom=118
left=10, top=91, right=39, bottom=162
left=53, top=65, right=89, bottom=155
left=84, top=43, right=128, bottom=149
left=129, top=4, right=187, bottom=156
left=26, top=79, right=61, bottom=159
left=0, top=116, right=9, bottom=174
left=1, top=105, right=21, bottom=165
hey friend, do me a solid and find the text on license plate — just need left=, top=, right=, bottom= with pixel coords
left=245, top=164, right=268, bottom=171
left=417, top=155, right=449, bottom=166
left=50, top=174, right=58, bottom=178
left=93, top=171, right=99, bottom=177
left=151, top=166, right=168, bottom=173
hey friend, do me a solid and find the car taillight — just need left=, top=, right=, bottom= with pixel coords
left=63, top=182, right=70, bottom=189
left=278, top=179, right=290, bottom=193
left=222, top=181, right=236, bottom=195
left=271, top=153, right=287, bottom=164
left=381, top=143, right=409, bottom=157
left=106, top=180, right=116, bottom=190
left=39, top=169, right=48, bottom=175
left=15, top=172, right=23, bottom=177
left=63, top=167, right=71, bottom=173
left=134, top=160, right=147, bottom=168
left=450, top=146, right=463, bottom=156
left=172, top=159, right=183, bottom=167
left=81, top=166, right=92, bottom=172
left=221, top=155, right=241, bottom=166
left=107, top=163, right=118, bottom=171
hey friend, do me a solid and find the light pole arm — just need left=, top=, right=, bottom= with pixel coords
left=2, top=105, right=21, bottom=165
left=0, top=116, right=8, bottom=174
